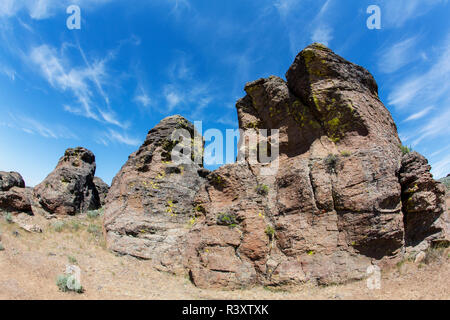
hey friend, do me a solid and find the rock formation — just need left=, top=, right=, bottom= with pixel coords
left=93, top=177, right=109, bottom=207
left=103, top=115, right=206, bottom=272
left=400, top=152, right=449, bottom=251
left=33, top=147, right=100, bottom=216
left=0, top=172, right=32, bottom=214
left=0, top=171, right=25, bottom=191
left=102, top=43, right=448, bottom=289
left=184, top=43, right=408, bottom=288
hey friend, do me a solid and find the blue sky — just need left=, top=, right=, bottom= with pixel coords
left=0, top=0, right=449, bottom=186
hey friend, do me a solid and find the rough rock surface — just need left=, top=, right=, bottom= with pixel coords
left=0, top=172, right=32, bottom=214
left=0, top=187, right=33, bottom=214
left=33, top=147, right=100, bottom=216
left=0, top=171, right=25, bottom=191
left=183, top=43, right=447, bottom=288
left=400, top=152, right=449, bottom=251
left=93, top=177, right=109, bottom=207
left=100, top=43, right=448, bottom=289
left=103, top=115, right=206, bottom=271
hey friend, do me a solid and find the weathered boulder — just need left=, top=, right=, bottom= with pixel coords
left=183, top=43, right=410, bottom=288
left=93, top=177, right=109, bottom=207
left=103, top=115, right=206, bottom=272
left=0, top=172, right=32, bottom=214
left=33, top=147, right=100, bottom=216
left=0, top=171, right=25, bottom=191
left=400, top=152, right=449, bottom=250
left=0, top=187, right=32, bottom=213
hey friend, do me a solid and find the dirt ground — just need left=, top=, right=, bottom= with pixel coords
left=0, top=211, right=449, bottom=300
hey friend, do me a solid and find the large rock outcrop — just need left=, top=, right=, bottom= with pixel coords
left=101, top=43, right=448, bottom=289
left=0, top=172, right=32, bottom=214
left=33, top=147, right=100, bottom=216
left=103, top=115, right=206, bottom=271
left=182, top=43, right=447, bottom=288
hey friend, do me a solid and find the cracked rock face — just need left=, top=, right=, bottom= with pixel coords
left=183, top=43, right=446, bottom=288
left=100, top=43, right=448, bottom=289
left=33, top=147, right=100, bottom=216
left=400, top=152, right=449, bottom=250
left=103, top=115, right=206, bottom=272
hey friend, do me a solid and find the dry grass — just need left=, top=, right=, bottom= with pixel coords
left=0, top=211, right=449, bottom=300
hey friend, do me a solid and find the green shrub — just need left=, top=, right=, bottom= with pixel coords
left=56, top=274, right=83, bottom=293
left=68, top=256, right=78, bottom=265
left=70, top=221, right=81, bottom=231
left=217, top=213, right=238, bottom=227
left=340, top=151, right=351, bottom=157
left=87, top=224, right=101, bottom=236
left=265, top=225, right=275, bottom=239
left=255, top=184, right=269, bottom=196
left=400, top=145, right=412, bottom=155
left=193, top=205, right=206, bottom=214
left=52, top=221, right=66, bottom=232
left=324, top=154, right=338, bottom=174
left=86, top=210, right=99, bottom=219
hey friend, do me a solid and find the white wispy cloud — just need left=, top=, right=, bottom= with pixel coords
left=311, top=25, right=333, bottom=46
left=273, top=0, right=300, bottom=18
left=100, top=129, right=141, bottom=147
left=168, top=53, right=192, bottom=80
left=380, top=0, right=447, bottom=28
left=134, top=92, right=151, bottom=108
left=3, top=112, right=77, bottom=140
left=391, top=36, right=450, bottom=177
left=29, top=44, right=127, bottom=128
left=0, top=65, right=16, bottom=81
left=378, top=37, right=419, bottom=74
left=274, top=0, right=335, bottom=54
left=160, top=53, right=216, bottom=119
left=430, top=153, right=450, bottom=179
left=412, top=108, right=450, bottom=146
left=164, top=86, right=183, bottom=111
left=403, top=106, right=434, bottom=122
left=388, top=37, right=450, bottom=109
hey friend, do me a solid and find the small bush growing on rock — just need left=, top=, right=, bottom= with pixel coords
left=400, top=145, right=412, bottom=155
left=56, top=274, right=83, bottom=293
left=324, top=154, right=338, bottom=174
left=193, top=205, right=206, bottom=214
left=255, top=184, right=269, bottom=196
left=265, top=225, right=275, bottom=239
left=217, top=213, right=238, bottom=227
